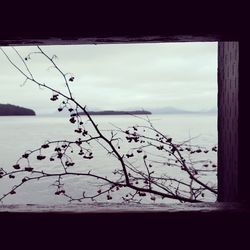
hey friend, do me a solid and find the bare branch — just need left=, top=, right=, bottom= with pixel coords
left=0, top=46, right=217, bottom=204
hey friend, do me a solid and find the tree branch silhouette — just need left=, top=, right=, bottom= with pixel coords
left=0, top=46, right=217, bottom=203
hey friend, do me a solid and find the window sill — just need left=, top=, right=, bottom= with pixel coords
left=0, top=201, right=249, bottom=213
left=1, top=202, right=249, bottom=247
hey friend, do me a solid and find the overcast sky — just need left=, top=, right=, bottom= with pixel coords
left=0, top=42, right=217, bottom=115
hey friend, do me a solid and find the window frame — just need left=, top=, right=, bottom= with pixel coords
left=0, top=36, right=242, bottom=205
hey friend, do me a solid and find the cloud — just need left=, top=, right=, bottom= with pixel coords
left=0, top=42, right=217, bottom=114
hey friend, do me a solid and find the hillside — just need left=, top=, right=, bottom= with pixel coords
left=0, top=104, right=36, bottom=116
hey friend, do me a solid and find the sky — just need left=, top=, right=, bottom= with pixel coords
left=0, top=42, right=217, bottom=115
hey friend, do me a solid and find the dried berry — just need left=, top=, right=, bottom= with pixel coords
left=74, top=128, right=82, bottom=133
left=126, top=153, right=134, bottom=158
left=126, top=137, right=132, bottom=143
left=65, top=161, right=75, bottom=167
left=55, top=190, right=65, bottom=195
left=13, top=164, right=20, bottom=170
left=37, top=155, right=46, bottom=160
left=69, top=76, right=75, bottom=82
left=69, top=117, right=76, bottom=124
left=107, top=195, right=112, bottom=200
left=57, top=153, right=63, bottom=159
left=82, top=130, right=88, bottom=136
left=22, top=153, right=29, bottom=158
left=166, top=138, right=172, bottom=143
left=83, top=155, right=93, bottom=159
left=22, top=177, right=28, bottom=183
left=25, top=167, right=34, bottom=172
left=212, top=146, right=217, bottom=152
left=50, top=94, right=59, bottom=101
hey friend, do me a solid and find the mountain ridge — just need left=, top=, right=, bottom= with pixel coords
left=148, top=106, right=217, bottom=114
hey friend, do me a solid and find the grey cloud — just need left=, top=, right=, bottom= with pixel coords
left=0, top=42, right=217, bottom=114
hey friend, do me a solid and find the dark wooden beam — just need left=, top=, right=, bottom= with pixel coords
left=0, top=2, right=242, bottom=45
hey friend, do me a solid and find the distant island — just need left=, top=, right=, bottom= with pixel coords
left=79, top=110, right=152, bottom=115
left=148, top=106, right=217, bottom=114
left=0, top=104, right=36, bottom=116
left=51, top=106, right=217, bottom=117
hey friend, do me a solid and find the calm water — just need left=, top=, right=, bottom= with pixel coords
left=0, top=114, right=217, bottom=204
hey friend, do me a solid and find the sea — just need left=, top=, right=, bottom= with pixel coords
left=0, top=114, right=217, bottom=205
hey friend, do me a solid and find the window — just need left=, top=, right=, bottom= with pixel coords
left=0, top=42, right=218, bottom=205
